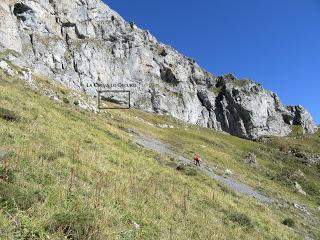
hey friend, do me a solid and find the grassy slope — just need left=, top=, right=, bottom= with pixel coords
left=0, top=70, right=319, bottom=239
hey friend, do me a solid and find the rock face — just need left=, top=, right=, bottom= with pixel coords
left=286, top=106, right=318, bottom=134
left=293, top=182, right=307, bottom=196
left=0, top=0, right=317, bottom=139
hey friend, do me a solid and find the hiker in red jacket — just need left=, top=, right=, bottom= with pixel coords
left=193, top=154, right=202, bottom=167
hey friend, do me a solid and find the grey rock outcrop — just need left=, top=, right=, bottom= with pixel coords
left=0, top=0, right=317, bottom=139
left=293, top=182, right=307, bottom=196
left=0, top=60, right=16, bottom=76
left=285, top=106, right=317, bottom=134
left=245, top=153, right=258, bottom=166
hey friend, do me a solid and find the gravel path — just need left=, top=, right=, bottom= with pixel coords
left=135, top=135, right=273, bottom=204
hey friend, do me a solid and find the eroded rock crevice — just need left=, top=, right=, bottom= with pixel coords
left=13, top=3, right=33, bottom=22
left=160, top=67, right=179, bottom=85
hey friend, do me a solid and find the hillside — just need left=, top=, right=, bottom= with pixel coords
left=0, top=66, right=319, bottom=239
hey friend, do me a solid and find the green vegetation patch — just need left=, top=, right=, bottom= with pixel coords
left=48, top=209, right=97, bottom=239
left=0, top=107, right=20, bottom=122
left=290, top=125, right=304, bottom=136
left=228, top=212, right=254, bottom=229
left=282, top=218, right=295, bottom=228
left=0, top=183, right=40, bottom=211
left=0, top=49, right=21, bottom=59
left=209, top=86, right=223, bottom=95
left=233, top=79, right=252, bottom=87
left=175, top=163, right=198, bottom=176
left=0, top=166, right=16, bottom=183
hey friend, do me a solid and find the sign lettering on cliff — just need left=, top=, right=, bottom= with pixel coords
left=86, top=82, right=137, bottom=89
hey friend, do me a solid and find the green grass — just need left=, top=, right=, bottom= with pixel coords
left=208, top=86, right=223, bottom=95
left=0, top=68, right=319, bottom=239
left=233, top=79, right=252, bottom=87
left=290, top=125, right=304, bottom=136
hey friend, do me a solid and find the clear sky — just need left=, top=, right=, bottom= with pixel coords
left=105, top=0, right=319, bottom=123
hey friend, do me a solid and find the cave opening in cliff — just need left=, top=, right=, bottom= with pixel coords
left=13, top=3, right=33, bottom=21
left=160, top=67, right=179, bottom=85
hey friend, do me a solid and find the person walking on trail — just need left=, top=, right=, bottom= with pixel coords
left=193, top=154, right=202, bottom=167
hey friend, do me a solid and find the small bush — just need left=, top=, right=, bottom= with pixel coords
left=282, top=218, right=295, bottom=228
left=175, top=164, right=198, bottom=176
left=73, top=100, right=79, bottom=106
left=0, top=152, right=16, bottom=182
left=63, top=98, right=70, bottom=104
left=0, top=166, right=16, bottom=183
left=60, top=89, right=68, bottom=95
left=48, top=209, right=97, bottom=239
left=229, top=212, right=254, bottom=229
left=0, top=107, right=20, bottom=122
left=184, top=167, right=198, bottom=176
left=176, top=164, right=185, bottom=171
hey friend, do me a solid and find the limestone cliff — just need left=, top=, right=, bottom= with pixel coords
left=0, top=0, right=317, bottom=139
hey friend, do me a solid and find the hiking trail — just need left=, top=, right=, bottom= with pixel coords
left=134, top=134, right=273, bottom=204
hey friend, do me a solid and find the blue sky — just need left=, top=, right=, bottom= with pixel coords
left=105, top=0, right=319, bottom=123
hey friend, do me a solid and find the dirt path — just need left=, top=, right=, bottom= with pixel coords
left=135, top=135, right=273, bottom=204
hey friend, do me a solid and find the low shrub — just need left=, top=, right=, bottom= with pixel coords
left=176, top=164, right=185, bottom=171
left=184, top=167, right=198, bottom=176
left=0, top=107, right=20, bottom=122
left=282, top=218, right=295, bottom=228
left=0, top=166, right=16, bottom=183
left=175, top=164, right=197, bottom=176
left=63, top=98, right=70, bottom=104
left=228, top=212, right=254, bottom=229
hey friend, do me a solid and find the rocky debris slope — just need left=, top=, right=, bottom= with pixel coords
left=0, top=0, right=317, bottom=139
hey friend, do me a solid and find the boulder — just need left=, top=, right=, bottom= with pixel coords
left=290, top=169, right=305, bottom=179
left=293, top=203, right=310, bottom=215
left=245, top=152, right=257, bottom=166
left=224, top=169, right=233, bottom=176
left=0, top=60, right=15, bottom=76
left=293, top=182, right=307, bottom=195
left=132, top=221, right=140, bottom=229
